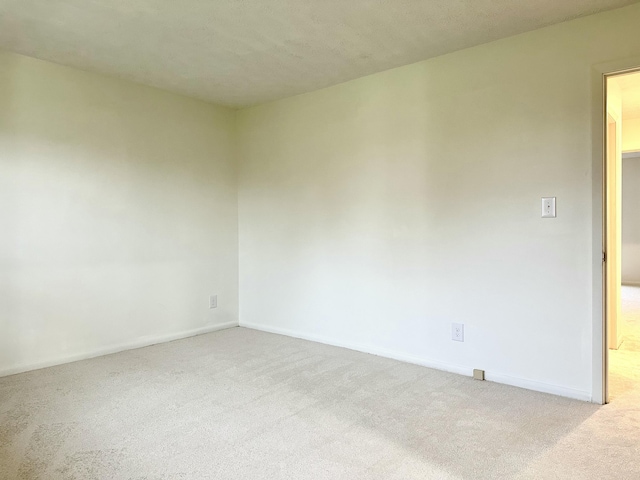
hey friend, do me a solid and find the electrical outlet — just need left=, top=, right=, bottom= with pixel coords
left=209, top=295, right=217, bottom=309
left=452, top=323, right=464, bottom=342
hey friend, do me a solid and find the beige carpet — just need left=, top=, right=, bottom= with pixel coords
left=609, top=286, right=640, bottom=401
left=1, top=326, right=639, bottom=480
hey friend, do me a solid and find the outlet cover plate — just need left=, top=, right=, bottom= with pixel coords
left=452, top=323, right=464, bottom=342
left=542, top=197, right=556, bottom=218
left=209, top=295, right=217, bottom=309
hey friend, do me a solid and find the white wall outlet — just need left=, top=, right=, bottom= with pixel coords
left=541, top=197, right=556, bottom=218
left=209, top=295, right=217, bottom=309
left=452, top=323, right=464, bottom=342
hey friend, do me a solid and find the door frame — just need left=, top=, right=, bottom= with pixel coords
left=592, top=58, right=640, bottom=405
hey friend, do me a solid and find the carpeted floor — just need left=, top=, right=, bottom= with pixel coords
left=1, top=324, right=639, bottom=479
left=609, top=285, right=640, bottom=401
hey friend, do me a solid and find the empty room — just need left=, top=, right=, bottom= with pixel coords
left=2, top=1, right=640, bottom=479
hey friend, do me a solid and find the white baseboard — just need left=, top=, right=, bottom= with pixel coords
left=484, top=372, right=591, bottom=402
left=240, top=322, right=471, bottom=376
left=240, top=322, right=591, bottom=402
left=0, top=321, right=238, bottom=378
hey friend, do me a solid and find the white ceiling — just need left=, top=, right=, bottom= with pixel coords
left=0, top=0, right=637, bottom=107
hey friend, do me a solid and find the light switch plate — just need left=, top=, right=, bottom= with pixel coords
left=542, top=197, right=556, bottom=218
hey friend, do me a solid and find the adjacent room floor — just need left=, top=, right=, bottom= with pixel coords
left=609, top=285, right=640, bottom=400
left=1, top=327, right=639, bottom=480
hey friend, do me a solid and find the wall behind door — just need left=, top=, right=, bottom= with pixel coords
left=622, top=156, right=640, bottom=285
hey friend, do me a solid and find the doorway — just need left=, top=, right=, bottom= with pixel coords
left=604, top=70, right=640, bottom=403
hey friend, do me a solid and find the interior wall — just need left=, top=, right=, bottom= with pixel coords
left=237, top=3, right=640, bottom=401
left=622, top=117, right=640, bottom=152
left=0, top=50, right=239, bottom=375
left=622, top=157, right=640, bottom=285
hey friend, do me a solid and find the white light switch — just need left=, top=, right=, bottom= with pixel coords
left=542, top=197, right=556, bottom=218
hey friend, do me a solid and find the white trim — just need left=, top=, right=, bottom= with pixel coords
left=591, top=63, right=607, bottom=405
left=241, top=322, right=471, bottom=376
left=0, top=321, right=238, bottom=378
left=484, top=372, right=591, bottom=402
left=240, top=322, right=590, bottom=402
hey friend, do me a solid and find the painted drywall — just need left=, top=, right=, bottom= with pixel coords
left=0, top=50, right=238, bottom=375
left=237, top=3, right=640, bottom=401
left=622, top=157, right=640, bottom=285
left=622, top=117, right=640, bottom=152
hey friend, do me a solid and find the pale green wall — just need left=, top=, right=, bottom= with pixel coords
left=237, top=3, right=640, bottom=400
left=0, top=51, right=238, bottom=373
